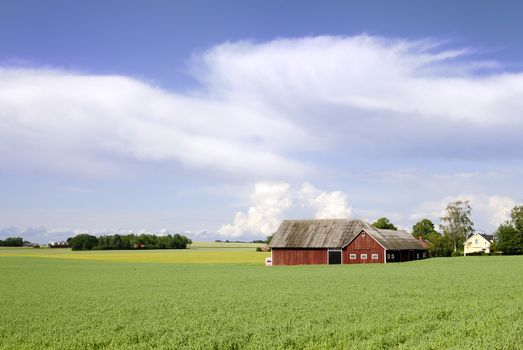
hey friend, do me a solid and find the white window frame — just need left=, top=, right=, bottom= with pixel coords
left=349, top=253, right=357, bottom=260
left=371, top=254, right=378, bottom=260
left=361, top=254, right=368, bottom=259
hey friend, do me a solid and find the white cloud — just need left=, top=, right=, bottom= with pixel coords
left=199, top=36, right=523, bottom=125
left=0, top=69, right=308, bottom=177
left=217, top=181, right=351, bottom=237
left=2, top=35, right=523, bottom=240
left=1, top=35, right=523, bottom=179
left=217, top=182, right=293, bottom=237
left=299, top=182, right=351, bottom=219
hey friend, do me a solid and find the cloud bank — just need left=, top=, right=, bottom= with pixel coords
left=1, top=35, right=523, bottom=179
left=1, top=35, right=522, bottom=239
left=218, top=182, right=351, bottom=237
left=0, top=226, right=75, bottom=244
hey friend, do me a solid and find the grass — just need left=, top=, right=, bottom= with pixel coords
left=0, top=250, right=521, bottom=349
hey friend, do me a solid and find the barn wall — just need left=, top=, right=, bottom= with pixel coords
left=343, top=231, right=385, bottom=264
left=272, top=248, right=327, bottom=265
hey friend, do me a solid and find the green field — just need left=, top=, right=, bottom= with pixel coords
left=0, top=243, right=268, bottom=264
left=0, top=248, right=522, bottom=349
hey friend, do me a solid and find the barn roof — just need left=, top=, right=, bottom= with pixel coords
left=269, top=219, right=426, bottom=250
left=365, top=229, right=427, bottom=250
left=269, top=219, right=370, bottom=248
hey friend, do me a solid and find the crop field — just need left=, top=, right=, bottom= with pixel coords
left=0, top=250, right=522, bottom=350
left=0, top=243, right=268, bottom=264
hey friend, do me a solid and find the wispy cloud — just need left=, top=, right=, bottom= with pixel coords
left=1, top=35, right=523, bottom=179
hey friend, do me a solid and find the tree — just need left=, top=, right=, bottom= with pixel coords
left=427, top=233, right=453, bottom=257
left=69, top=234, right=98, bottom=251
left=495, top=205, right=523, bottom=255
left=511, top=205, right=523, bottom=233
left=440, top=200, right=474, bottom=252
left=0, top=237, right=24, bottom=247
left=372, top=217, right=397, bottom=230
left=412, top=219, right=438, bottom=239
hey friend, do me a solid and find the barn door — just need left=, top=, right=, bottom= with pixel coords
left=328, top=250, right=341, bottom=264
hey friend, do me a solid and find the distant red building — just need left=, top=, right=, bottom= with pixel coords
left=269, top=219, right=427, bottom=265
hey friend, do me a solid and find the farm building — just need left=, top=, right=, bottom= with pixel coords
left=269, top=219, right=428, bottom=265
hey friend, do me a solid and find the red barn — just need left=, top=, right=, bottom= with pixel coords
left=269, top=219, right=427, bottom=265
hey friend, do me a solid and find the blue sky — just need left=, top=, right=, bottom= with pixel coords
left=1, top=1, right=522, bottom=243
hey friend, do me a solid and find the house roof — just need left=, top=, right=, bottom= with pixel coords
left=464, top=232, right=495, bottom=244
left=269, top=219, right=427, bottom=250
left=481, top=234, right=494, bottom=242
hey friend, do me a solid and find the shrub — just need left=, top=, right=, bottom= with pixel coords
left=465, top=251, right=486, bottom=256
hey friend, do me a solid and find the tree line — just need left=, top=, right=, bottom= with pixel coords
left=371, top=202, right=523, bottom=256
left=68, top=233, right=192, bottom=251
left=0, top=237, right=24, bottom=247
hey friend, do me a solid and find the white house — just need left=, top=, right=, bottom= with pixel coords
left=463, top=233, right=494, bottom=255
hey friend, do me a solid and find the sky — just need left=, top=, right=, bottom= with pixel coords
left=1, top=0, right=523, bottom=243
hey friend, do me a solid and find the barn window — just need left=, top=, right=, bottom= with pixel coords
left=349, top=254, right=356, bottom=259
left=423, top=252, right=426, bottom=258
left=371, top=254, right=378, bottom=259
left=387, top=253, right=390, bottom=260
left=361, top=254, right=367, bottom=259
left=416, top=253, right=419, bottom=259
left=474, top=239, right=479, bottom=244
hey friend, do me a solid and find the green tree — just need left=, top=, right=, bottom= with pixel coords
left=440, top=200, right=474, bottom=252
left=412, top=219, right=438, bottom=239
left=511, top=205, right=523, bottom=233
left=427, top=233, right=453, bottom=257
left=495, top=205, right=523, bottom=255
left=69, top=234, right=98, bottom=251
left=372, top=217, right=397, bottom=230
left=0, top=237, right=24, bottom=247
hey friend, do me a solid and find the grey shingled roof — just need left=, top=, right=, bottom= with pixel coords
left=481, top=234, right=494, bottom=242
left=269, top=219, right=426, bottom=250
left=269, top=219, right=370, bottom=248
left=367, top=229, right=427, bottom=250
left=466, top=233, right=495, bottom=243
